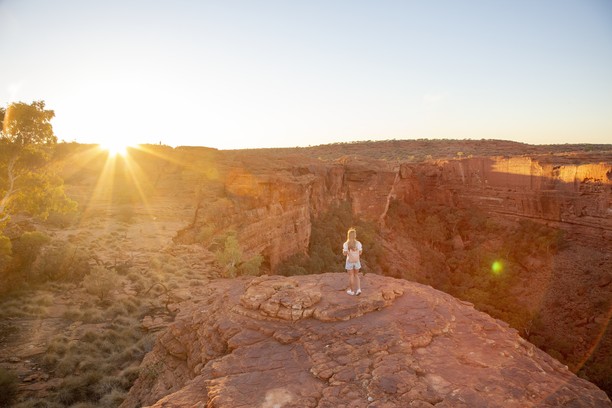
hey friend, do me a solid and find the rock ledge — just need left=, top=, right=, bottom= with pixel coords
left=237, top=274, right=404, bottom=322
left=121, top=273, right=611, bottom=408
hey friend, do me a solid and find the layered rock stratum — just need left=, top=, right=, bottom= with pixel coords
left=121, top=273, right=611, bottom=408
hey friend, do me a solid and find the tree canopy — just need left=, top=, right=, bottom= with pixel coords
left=0, top=100, right=75, bottom=226
left=1, top=100, right=56, bottom=146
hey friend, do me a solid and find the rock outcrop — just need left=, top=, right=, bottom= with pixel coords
left=181, top=156, right=399, bottom=271
left=121, top=273, right=611, bottom=407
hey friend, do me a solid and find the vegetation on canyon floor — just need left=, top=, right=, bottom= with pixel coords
left=0, top=102, right=192, bottom=406
left=0, top=245, right=201, bottom=406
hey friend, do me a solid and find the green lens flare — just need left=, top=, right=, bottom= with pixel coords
left=491, top=260, right=503, bottom=275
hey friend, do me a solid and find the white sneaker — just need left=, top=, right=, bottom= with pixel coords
left=346, top=289, right=355, bottom=296
left=356, top=289, right=362, bottom=296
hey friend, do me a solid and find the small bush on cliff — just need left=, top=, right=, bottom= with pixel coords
left=215, top=234, right=264, bottom=277
left=215, top=235, right=242, bottom=277
left=239, top=254, right=264, bottom=276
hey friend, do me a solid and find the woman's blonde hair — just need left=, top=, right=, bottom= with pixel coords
left=345, top=228, right=357, bottom=244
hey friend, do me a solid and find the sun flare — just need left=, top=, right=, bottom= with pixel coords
left=99, top=140, right=133, bottom=157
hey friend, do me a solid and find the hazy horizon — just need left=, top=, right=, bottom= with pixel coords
left=1, top=0, right=611, bottom=149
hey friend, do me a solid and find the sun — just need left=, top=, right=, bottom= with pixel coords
left=99, top=140, right=132, bottom=157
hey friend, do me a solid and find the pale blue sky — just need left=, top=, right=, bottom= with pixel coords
left=1, top=0, right=611, bottom=149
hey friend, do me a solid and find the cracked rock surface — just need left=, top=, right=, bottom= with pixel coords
left=121, top=273, right=611, bottom=408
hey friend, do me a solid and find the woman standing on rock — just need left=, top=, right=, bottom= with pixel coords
left=343, top=228, right=362, bottom=296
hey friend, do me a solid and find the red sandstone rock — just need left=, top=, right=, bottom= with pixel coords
left=185, top=154, right=610, bottom=272
left=121, top=273, right=610, bottom=408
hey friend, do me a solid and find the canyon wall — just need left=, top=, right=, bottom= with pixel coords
left=180, top=156, right=400, bottom=270
left=431, top=157, right=611, bottom=238
left=182, top=153, right=610, bottom=271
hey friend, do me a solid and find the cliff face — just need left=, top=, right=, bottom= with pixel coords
left=121, top=273, right=611, bottom=407
left=181, top=157, right=399, bottom=270
left=431, top=157, right=611, bottom=235
left=183, top=154, right=610, bottom=270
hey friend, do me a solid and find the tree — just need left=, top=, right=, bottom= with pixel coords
left=215, top=234, right=264, bottom=277
left=0, top=101, right=76, bottom=227
left=215, top=235, right=243, bottom=277
left=1, top=101, right=55, bottom=146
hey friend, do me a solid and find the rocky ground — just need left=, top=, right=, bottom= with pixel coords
left=121, top=273, right=611, bottom=408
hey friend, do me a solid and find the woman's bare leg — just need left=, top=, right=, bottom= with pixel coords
left=355, top=270, right=361, bottom=293
left=348, top=270, right=355, bottom=292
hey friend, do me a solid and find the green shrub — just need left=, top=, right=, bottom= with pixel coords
left=83, top=266, right=119, bottom=301
left=81, top=330, right=99, bottom=343
left=81, top=308, right=104, bottom=323
left=56, top=372, right=102, bottom=405
left=0, top=367, right=18, bottom=406
left=279, top=264, right=309, bottom=276
left=41, top=351, right=60, bottom=369
left=31, top=241, right=91, bottom=283
left=98, top=388, right=126, bottom=408
left=45, top=211, right=78, bottom=228
left=77, top=356, right=101, bottom=373
left=47, top=335, right=69, bottom=355
left=112, top=315, right=135, bottom=327
left=94, top=375, right=123, bottom=397
left=12, top=231, right=52, bottom=265
left=120, top=298, right=139, bottom=313
left=127, top=271, right=146, bottom=293
left=215, top=235, right=242, bottom=277
left=239, top=254, right=263, bottom=276
left=56, top=353, right=82, bottom=377
left=119, top=365, right=140, bottom=386
left=2, top=231, right=51, bottom=289
left=105, top=303, right=128, bottom=319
